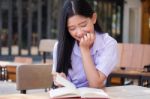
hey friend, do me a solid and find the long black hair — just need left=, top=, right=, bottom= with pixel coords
left=56, top=0, right=103, bottom=76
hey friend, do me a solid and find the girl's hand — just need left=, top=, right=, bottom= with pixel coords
left=52, top=72, right=67, bottom=87
left=79, top=33, right=95, bottom=50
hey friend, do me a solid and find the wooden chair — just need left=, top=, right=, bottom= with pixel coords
left=130, top=44, right=144, bottom=70
left=142, top=44, right=150, bottom=68
left=108, top=43, right=150, bottom=86
left=110, top=43, right=123, bottom=85
left=116, top=43, right=123, bottom=68
left=109, top=43, right=134, bottom=86
left=16, top=64, right=52, bottom=94
left=120, top=43, right=133, bottom=69
left=39, top=39, right=57, bottom=63
left=141, top=44, right=150, bottom=87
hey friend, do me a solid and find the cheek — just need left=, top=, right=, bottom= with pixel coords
left=69, top=31, right=74, bottom=37
left=83, top=27, right=93, bottom=33
left=69, top=32, right=78, bottom=40
left=70, top=33, right=75, bottom=37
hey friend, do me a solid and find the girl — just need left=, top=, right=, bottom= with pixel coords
left=52, top=0, right=118, bottom=88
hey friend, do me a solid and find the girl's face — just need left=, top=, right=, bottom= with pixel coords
left=67, top=14, right=97, bottom=42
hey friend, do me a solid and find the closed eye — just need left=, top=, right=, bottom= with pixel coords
left=68, top=26, right=75, bottom=31
left=79, top=20, right=88, bottom=27
left=80, top=23, right=87, bottom=27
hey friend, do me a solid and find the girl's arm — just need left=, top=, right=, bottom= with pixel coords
left=80, top=47, right=106, bottom=88
left=80, top=33, right=105, bottom=88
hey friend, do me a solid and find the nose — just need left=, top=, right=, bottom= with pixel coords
left=76, top=27, right=84, bottom=38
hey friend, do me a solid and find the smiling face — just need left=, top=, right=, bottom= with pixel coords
left=67, top=14, right=97, bottom=42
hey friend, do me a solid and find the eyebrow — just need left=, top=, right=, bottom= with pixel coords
left=78, top=20, right=87, bottom=25
left=68, top=19, right=87, bottom=28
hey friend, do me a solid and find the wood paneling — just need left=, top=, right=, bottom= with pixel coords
left=141, top=0, right=150, bottom=44
left=6, top=66, right=16, bottom=82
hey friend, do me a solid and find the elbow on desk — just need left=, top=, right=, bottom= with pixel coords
left=88, top=80, right=104, bottom=88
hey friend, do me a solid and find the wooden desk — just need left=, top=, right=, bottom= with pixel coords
left=105, top=85, right=150, bottom=99
left=6, top=66, right=17, bottom=82
left=140, top=72, right=150, bottom=86
left=107, top=69, right=143, bottom=86
left=141, top=72, right=150, bottom=79
left=0, top=61, right=25, bottom=81
left=0, top=93, right=49, bottom=99
left=0, top=61, right=11, bottom=80
left=0, top=85, right=150, bottom=99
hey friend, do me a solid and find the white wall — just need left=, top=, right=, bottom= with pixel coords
left=123, top=0, right=142, bottom=43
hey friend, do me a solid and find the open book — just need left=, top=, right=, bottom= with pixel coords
left=49, top=74, right=109, bottom=98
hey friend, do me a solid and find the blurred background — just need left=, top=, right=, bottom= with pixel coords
left=0, top=0, right=149, bottom=61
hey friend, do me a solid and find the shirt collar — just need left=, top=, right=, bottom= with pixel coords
left=73, top=32, right=105, bottom=57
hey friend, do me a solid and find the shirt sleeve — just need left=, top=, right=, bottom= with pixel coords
left=52, top=41, right=58, bottom=72
left=95, top=35, right=118, bottom=77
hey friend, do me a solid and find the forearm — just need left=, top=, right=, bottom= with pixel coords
left=80, top=48, right=104, bottom=88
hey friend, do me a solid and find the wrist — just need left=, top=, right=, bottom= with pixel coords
left=80, top=47, right=90, bottom=53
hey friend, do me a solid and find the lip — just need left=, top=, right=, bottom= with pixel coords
left=76, top=34, right=86, bottom=41
left=75, top=32, right=91, bottom=41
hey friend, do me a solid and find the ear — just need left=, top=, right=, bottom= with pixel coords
left=91, top=13, right=97, bottom=24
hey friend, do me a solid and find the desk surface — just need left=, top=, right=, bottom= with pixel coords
left=112, top=69, right=142, bottom=75
left=105, top=85, right=150, bottom=99
left=0, top=93, right=49, bottom=99
left=0, top=85, right=150, bottom=99
left=0, top=61, right=25, bottom=67
left=0, top=61, right=51, bottom=67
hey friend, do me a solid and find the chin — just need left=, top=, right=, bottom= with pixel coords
left=75, top=38, right=80, bottom=42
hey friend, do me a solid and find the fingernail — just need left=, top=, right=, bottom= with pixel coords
left=51, top=72, right=57, bottom=75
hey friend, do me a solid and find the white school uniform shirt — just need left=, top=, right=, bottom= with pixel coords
left=52, top=32, right=118, bottom=88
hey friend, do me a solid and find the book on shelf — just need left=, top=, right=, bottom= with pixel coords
left=49, top=73, right=109, bottom=98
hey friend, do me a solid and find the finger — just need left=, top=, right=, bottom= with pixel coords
left=51, top=72, right=58, bottom=76
left=91, top=33, right=95, bottom=42
left=89, top=33, right=93, bottom=42
left=60, top=72, right=67, bottom=79
left=88, top=33, right=91, bottom=40
left=60, top=72, right=65, bottom=76
left=54, top=80, right=61, bottom=87
left=83, top=34, right=88, bottom=42
left=53, top=73, right=64, bottom=87
left=87, top=33, right=91, bottom=41
left=80, top=37, right=84, bottom=45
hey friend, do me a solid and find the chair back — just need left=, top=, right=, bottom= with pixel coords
left=16, top=64, right=52, bottom=92
left=39, top=39, right=57, bottom=52
left=120, top=43, right=133, bottom=69
left=39, top=39, right=57, bottom=64
left=14, top=56, right=33, bottom=64
left=142, top=44, right=150, bottom=67
left=130, top=44, right=144, bottom=70
left=116, top=43, right=123, bottom=67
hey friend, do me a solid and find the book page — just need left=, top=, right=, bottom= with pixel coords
left=78, top=87, right=109, bottom=98
left=55, top=73, right=76, bottom=89
left=51, top=74, right=109, bottom=98
left=49, top=87, right=79, bottom=98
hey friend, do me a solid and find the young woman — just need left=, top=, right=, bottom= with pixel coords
left=52, top=0, right=118, bottom=88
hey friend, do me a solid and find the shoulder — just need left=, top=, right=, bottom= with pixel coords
left=94, top=33, right=118, bottom=76
left=98, top=33, right=117, bottom=42
left=53, top=41, right=58, bottom=52
left=96, top=33, right=117, bottom=47
left=91, top=32, right=117, bottom=55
